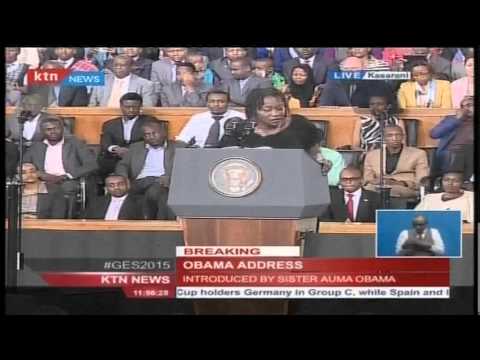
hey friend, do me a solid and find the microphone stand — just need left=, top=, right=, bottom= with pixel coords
left=6, top=111, right=29, bottom=287
left=376, top=111, right=391, bottom=208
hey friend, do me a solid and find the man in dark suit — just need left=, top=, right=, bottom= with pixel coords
left=196, top=47, right=257, bottom=62
left=159, top=62, right=210, bottom=107
left=116, top=119, right=183, bottom=220
left=321, top=166, right=381, bottom=222
left=98, top=92, right=155, bottom=178
left=318, top=79, right=396, bottom=108
left=85, top=174, right=142, bottom=220
left=23, top=117, right=98, bottom=198
left=282, top=47, right=334, bottom=87
left=219, top=57, right=272, bottom=107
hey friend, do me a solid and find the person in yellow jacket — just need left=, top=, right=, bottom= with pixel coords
left=398, top=61, right=452, bottom=109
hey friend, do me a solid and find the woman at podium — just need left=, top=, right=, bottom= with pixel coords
left=219, top=88, right=317, bottom=151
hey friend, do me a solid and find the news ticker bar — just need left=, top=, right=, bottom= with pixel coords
left=176, top=287, right=450, bottom=299
left=30, top=247, right=451, bottom=299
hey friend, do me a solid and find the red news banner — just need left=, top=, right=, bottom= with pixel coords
left=40, top=246, right=450, bottom=299
left=175, top=246, right=450, bottom=299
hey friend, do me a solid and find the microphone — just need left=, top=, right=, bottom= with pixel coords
left=186, top=137, right=197, bottom=148
left=17, top=110, right=33, bottom=124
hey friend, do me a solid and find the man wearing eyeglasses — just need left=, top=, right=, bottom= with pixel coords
left=395, top=215, right=445, bottom=256
left=320, top=166, right=381, bottom=223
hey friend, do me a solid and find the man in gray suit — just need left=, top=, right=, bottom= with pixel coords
left=209, top=47, right=248, bottom=84
left=89, top=54, right=157, bottom=107
left=116, top=119, right=184, bottom=219
left=150, top=47, right=189, bottom=96
left=219, top=57, right=272, bottom=107
left=159, top=62, right=211, bottom=107
left=23, top=117, right=98, bottom=200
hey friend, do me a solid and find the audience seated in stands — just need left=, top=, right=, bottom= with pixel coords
left=397, top=61, right=452, bottom=109
left=176, top=90, right=245, bottom=148
left=19, top=162, right=67, bottom=219
left=219, top=88, right=317, bottom=150
left=445, top=48, right=473, bottom=81
left=5, top=47, right=29, bottom=106
left=427, top=48, right=452, bottom=81
left=282, top=47, right=333, bottom=87
left=363, top=125, right=429, bottom=199
left=32, top=60, right=89, bottom=107
left=451, top=55, right=474, bottom=109
left=415, top=172, right=474, bottom=223
left=282, top=64, right=322, bottom=108
left=160, top=62, right=210, bottom=107
left=200, top=47, right=257, bottom=62
left=430, top=96, right=474, bottom=177
left=53, top=47, right=98, bottom=72
left=253, top=58, right=286, bottom=91
left=85, top=174, right=143, bottom=220
left=151, top=47, right=188, bottom=95
left=23, top=117, right=98, bottom=207
left=105, top=48, right=153, bottom=80
left=186, top=51, right=215, bottom=88
left=352, top=95, right=405, bottom=152
left=219, top=57, right=272, bottom=107
left=89, top=54, right=156, bottom=107
left=320, top=166, right=381, bottom=223
left=5, top=94, right=70, bottom=149
left=115, top=119, right=183, bottom=220
left=349, top=47, right=390, bottom=71
left=98, top=92, right=156, bottom=178
left=209, top=47, right=248, bottom=84
left=318, top=56, right=396, bottom=108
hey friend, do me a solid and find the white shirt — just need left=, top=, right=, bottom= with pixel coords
left=113, top=74, right=131, bottom=93
left=344, top=188, right=362, bottom=221
left=415, top=81, right=432, bottom=107
left=43, top=138, right=67, bottom=176
left=299, top=55, right=315, bottom=68
left=122, top=116, right=138, bottom=143
left=395, top=228, right=445, bottom=256
left=59, top=57, right=75, bottom=68
left=107, top=116, right=138, bottom=152
left=288, top=48, right=298, bottom=59
left=23, top=113, right=41, bottom=141
left=104, top=195, right=127, bottom=220
left=136, top=143, right=166, bottom=179
left=239, top=77, right=250, bottom=92
left=176, top=109, right=246, bottom=148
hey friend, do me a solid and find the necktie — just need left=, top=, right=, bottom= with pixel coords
left=204, top=115, right=223, bottom=147
left=346, top=193, right=354, bottom=221
left=108, top=79, right=125, bottom=107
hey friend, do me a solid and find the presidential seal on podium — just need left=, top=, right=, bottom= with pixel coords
left=209, top=157, right=262, bottom=198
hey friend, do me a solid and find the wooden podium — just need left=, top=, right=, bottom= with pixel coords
left=169, top=149, right=330, bottom=315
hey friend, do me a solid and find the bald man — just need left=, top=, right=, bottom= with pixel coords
left=395, top=215, right=445, bottom=256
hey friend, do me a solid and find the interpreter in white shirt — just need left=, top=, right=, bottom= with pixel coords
left=176, top=91, right=245, bottom=148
